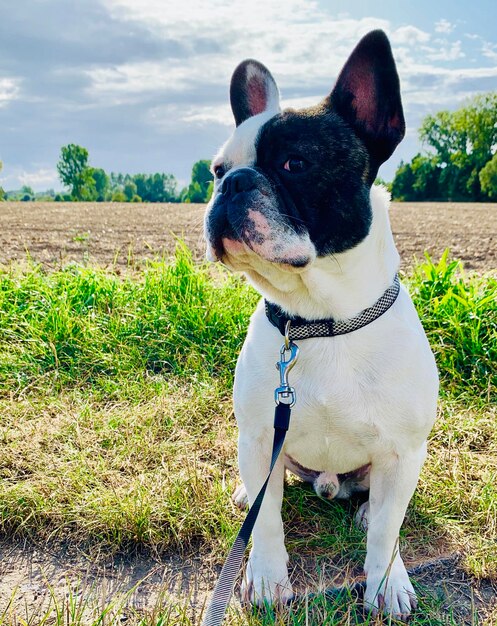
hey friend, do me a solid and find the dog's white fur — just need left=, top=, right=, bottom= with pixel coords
left=205, top=108, right=438, bottom=620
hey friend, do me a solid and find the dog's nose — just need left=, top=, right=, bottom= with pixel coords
left=221, top=170, right=255, bottom=196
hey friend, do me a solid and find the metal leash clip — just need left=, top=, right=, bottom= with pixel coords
left=274, top=321, right=299, bottom=407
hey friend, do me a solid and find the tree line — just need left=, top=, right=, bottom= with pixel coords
left=55, top=144, right=214, bottom=203
left=1, top=147, right=214, bottom=203
left=391, top=92, right=497, bottom=202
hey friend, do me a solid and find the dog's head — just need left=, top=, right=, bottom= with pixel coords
left=204, top=29, right=404, bottom=277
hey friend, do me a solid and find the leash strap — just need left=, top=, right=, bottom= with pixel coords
left=201, top=402, right=291, bottom=626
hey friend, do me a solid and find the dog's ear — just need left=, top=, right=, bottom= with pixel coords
left=329, top=30, right=405, bottom=168
left=230, top=59, right=280, bottom=127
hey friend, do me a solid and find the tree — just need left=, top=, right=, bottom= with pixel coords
left=124, top=180, right=138, bottom=201
left=111, top=190, right=126, bottom=202
left=192, top=160, right=213, bottom=197
left=479, top=153, right=497, bottom=200
left=181, top=181, right=205, bottom=203
left=91, top=168, right=109, bottom=201
left=392, top=93, right=497, bottom=201
left=391, top=155, right=441, bottom=201
left=57, top=144, right=95, bottom=200
left=20, top=185, right=35, bottom=201
left=182, top=160, right=214, bottom=202
left=419, top=93, right=497, bottom=200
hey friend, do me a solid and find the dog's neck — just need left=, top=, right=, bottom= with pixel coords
left=244, top=185, right=400, bottom=321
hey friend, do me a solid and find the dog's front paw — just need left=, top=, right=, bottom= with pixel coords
left=241, top=550, right=293, bottom=606
left=364, top=561, right=417, bottom=621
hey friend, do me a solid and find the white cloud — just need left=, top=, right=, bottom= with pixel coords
left=148, top=94, right=323, bottom=132
left=92, top=0, right=390, bottom=98
left=425, top=40, right=465, bottom=62
left=19, top=168, right=59, bottom=189
left=435, top=19, right=455, bottom=34
left=1, top=166, right=60, bottom=191
left=86, top=61, right=205, bottom=101
left=481, top=40, right=497, bottom=62
left=3, top=0, right=497, bottom=187
left=86, top=2, right=496, bottom=143
left=147, top=104, right=233, bottom=130
left=391, top=25, right=430, bottom=46
left=0, top=77, right=21, bottom=107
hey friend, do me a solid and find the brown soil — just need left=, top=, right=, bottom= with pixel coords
left=0, top=201, right=496, bottom=271
left=1, top=541, right=495, bottom=624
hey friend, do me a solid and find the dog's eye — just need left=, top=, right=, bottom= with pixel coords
left=283, top=158, right=307, bottom=173
left=213, top=163, right=226, bottom=179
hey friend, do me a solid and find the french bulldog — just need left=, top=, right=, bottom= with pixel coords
left=204, top=29, right=438, bottom=619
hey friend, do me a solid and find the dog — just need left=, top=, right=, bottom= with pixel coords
left=204, top=30, right=438, bottom=619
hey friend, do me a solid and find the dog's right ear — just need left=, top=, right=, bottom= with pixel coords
left=230, top=59, right=280, bottom=127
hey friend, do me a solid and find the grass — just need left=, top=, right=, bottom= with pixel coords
left=0, top=581, right=483, bottom=626
left=0, top=246, right=495, bottom=624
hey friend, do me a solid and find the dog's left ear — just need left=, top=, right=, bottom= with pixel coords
left=329, top=30, right=405, bottom=170
left=230, top=59, right=280, bottom=127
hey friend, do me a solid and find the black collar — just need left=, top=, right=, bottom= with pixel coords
left=265, top=274, right=400, bottom=340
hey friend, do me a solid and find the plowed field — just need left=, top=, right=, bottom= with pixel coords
left=0, top=201, right=495, bottom=271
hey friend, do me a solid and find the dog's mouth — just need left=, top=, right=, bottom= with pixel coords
left=206, top=201, right=315, bottom=273
left=207, top=234, right=314, bottom=274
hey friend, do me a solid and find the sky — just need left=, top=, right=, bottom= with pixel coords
left=1, top=0, right=497, bottom=192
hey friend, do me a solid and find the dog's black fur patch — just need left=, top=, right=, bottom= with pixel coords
left=254, top=105, right=373, bottom=256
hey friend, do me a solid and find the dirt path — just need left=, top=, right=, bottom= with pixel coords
left=1, top=541, right=496, bottom=623
left=0, top=201, right=496, bottom=272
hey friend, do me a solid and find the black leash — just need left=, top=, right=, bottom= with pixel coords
left=202, top=340, right=299, bottom=626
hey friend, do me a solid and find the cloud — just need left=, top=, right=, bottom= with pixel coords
left=391, top=26, right=430, bottom=46
left=1, top=0, right=497, bottom=189
left=87, top=5, right=391, bottom=100
left=481, top=40, right=497, bottom=62
left=435, top=19, right=455, bottom=34
left=0, top=164, right=60, bottom=192
left=425, top=40, right=465, bottom=62
left=19, top=168, right=59, bottom=189
left=0, top=77, right=21, bottom=108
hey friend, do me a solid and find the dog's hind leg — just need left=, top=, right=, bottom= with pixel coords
left=232, top=483, right=249, bottom=509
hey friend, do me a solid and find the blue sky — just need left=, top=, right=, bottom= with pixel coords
left=1, top=0, right=496, bottom=192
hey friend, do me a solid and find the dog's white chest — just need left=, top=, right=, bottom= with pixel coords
left=234, top=294, right=438, bottom=475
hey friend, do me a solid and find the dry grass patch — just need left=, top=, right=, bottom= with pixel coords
left=0, top=382, right=241, bottom=554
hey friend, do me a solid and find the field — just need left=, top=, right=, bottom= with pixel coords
left=1, top=200, right=496, bottom=271
left=0, top=201, right=496, bottom=626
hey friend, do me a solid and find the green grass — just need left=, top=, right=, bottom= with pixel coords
left=410, top=249, right=496, bottom=398
left=0, top=246, right=495, bottom=624
left=1, top=582, right=481, bottom=626
left=0, top=244, right=258, bottom=396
